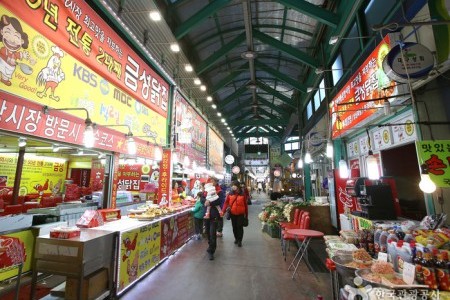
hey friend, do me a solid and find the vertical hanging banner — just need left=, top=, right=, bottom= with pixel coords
left=174, top=91, right=207, bottom=167
left=208, top=128, right=224, bottom=174
left=157, top=149, right=172, bottom=204
left=110, top=153, right=121, bottom=208
left=330, top=34, right=401, bottom=138
left=416, top=140, right=450, bottom=188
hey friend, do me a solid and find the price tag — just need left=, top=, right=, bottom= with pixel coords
left=402, top=262, right=415, bottom=285
left=378, top=252, right=388, bottom=262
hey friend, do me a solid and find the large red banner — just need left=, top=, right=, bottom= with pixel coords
left=0, top=92, right=156, bottom=157
left=330, top=35, right=399, bottom=138
left=3, top=0, right=169, bottom=118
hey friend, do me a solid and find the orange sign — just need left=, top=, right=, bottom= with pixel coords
left=330, top=35, right=399, bottom=138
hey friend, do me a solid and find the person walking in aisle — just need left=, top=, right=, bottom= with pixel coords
left=204, top=185, right=222, bottom=260
left=257, top=182, right=262, bottom=194
left=222, top=181, right=248, bottom=247
left=191, top=192, right=205, bottom=240
left=210, top=177, right=225, bottom=237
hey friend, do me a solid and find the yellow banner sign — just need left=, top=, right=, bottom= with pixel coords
left=0, top=5, right=166, bottom=143
left=118, top=222, right=161, bottom=292
left=0, top=154, right=67, bottom=197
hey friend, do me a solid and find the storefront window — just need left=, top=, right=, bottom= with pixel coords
left=332, top=55, right=344, bottom=85
left=307, top=101, right=313, bottom=119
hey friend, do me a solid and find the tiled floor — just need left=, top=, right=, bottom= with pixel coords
left=119, top=193, right=332, bottom=300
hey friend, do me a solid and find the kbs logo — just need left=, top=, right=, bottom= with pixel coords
left=73, top=63, right=97, bottom=87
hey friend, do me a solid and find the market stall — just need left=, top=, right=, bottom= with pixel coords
left=326, top=214, right=449, bottom=299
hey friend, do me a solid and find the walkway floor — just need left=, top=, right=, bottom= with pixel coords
left=120, top=192, right=332, bottom=300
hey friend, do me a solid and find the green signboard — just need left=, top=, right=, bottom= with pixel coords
left=416, top=140, right=450, bottom=188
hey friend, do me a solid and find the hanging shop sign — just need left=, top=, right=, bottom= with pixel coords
left=383, top=43, right=435, bottom=83
left=157, top=149, right=172, bottom=204
left=416, top=140, right=450, bottom=188
left=174, top=91, right=207, bottom=165
left=208, top=129, right=224, bottom=174
left=1, top=2, right=169, bottom=118
left=224, top=155, right=235, bottom=165
left=330, top=34, right=401, bottom=138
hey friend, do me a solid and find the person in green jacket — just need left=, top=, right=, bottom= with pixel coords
left=191, top=192, right=205, bottom=240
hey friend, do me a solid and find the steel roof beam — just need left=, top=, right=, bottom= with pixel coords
left=217, top=85, right=249, bottom=109
left=236, top=131, right=281, bottom=138
left=174, top=0, right=232, bottom=39
left=258, top=108, right=281, bottom=120
left=195, top=32, right=247, bottom=74
left=229, top=118, right=289, bottom=127
left=193, top=24, right=313, bottom=47
left=257, top=96, right=290, bottom=117
left=253, top=30, right=319, bottom=68
left=225, top=98, right=253, bottom=119
left=275, top=0, right=339, bottom=28
left=255, top=61, right=308, bottom=93
left=256, top=81, right=296, bottom=109
left=210, top=62, right=249, bottom=94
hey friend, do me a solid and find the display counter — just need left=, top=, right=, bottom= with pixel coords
left=27, top=202, right=99, bottom=226
left=30, top=229, right=117, bottom=300
left=92, top=207, right=194, bottom=296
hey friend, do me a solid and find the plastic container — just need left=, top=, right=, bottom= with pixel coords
left=403, top=230, right=415, bottom=243
left=387, top=229, right=399, bottom=243
left=373, top=226, right=383, bottom=254
left=379, top=228, right=390, bottom=253
left=396, top=241, right=414, bottom=273
left=387, top=239, right=398, bottom=268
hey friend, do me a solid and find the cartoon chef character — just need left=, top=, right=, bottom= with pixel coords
left=0, top=15, right=36, bottom=86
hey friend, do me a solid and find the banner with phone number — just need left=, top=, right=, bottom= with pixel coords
left=2, top=1, right=169, bottom=118
left=416, top=140, right=450, bottom=188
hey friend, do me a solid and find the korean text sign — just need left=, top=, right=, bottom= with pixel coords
left=1, top=1, right=169, bottom=118
left=174, top=91, right=207, bottom=165
left=0, top=4, right=167, bottom=149
left=417, top=140, right=450, bottom=188
left=330, top=35, right=399, bottom=138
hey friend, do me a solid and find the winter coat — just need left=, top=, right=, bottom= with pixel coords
left=191, top=199, right=205, bottom=219
left=215, top=184, right=225, bottom=208
left=223, top=192, right=248, bottom=217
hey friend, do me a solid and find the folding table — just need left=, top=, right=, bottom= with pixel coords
left=286, top=228, right=324, bottom=278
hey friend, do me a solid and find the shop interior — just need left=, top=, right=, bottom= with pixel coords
left=381, top=142, right=427, bottom=220
left=0, top=133, right=161, bottom=215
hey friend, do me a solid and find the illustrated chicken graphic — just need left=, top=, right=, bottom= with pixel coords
left=36, top=45, right=65, bottom=101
